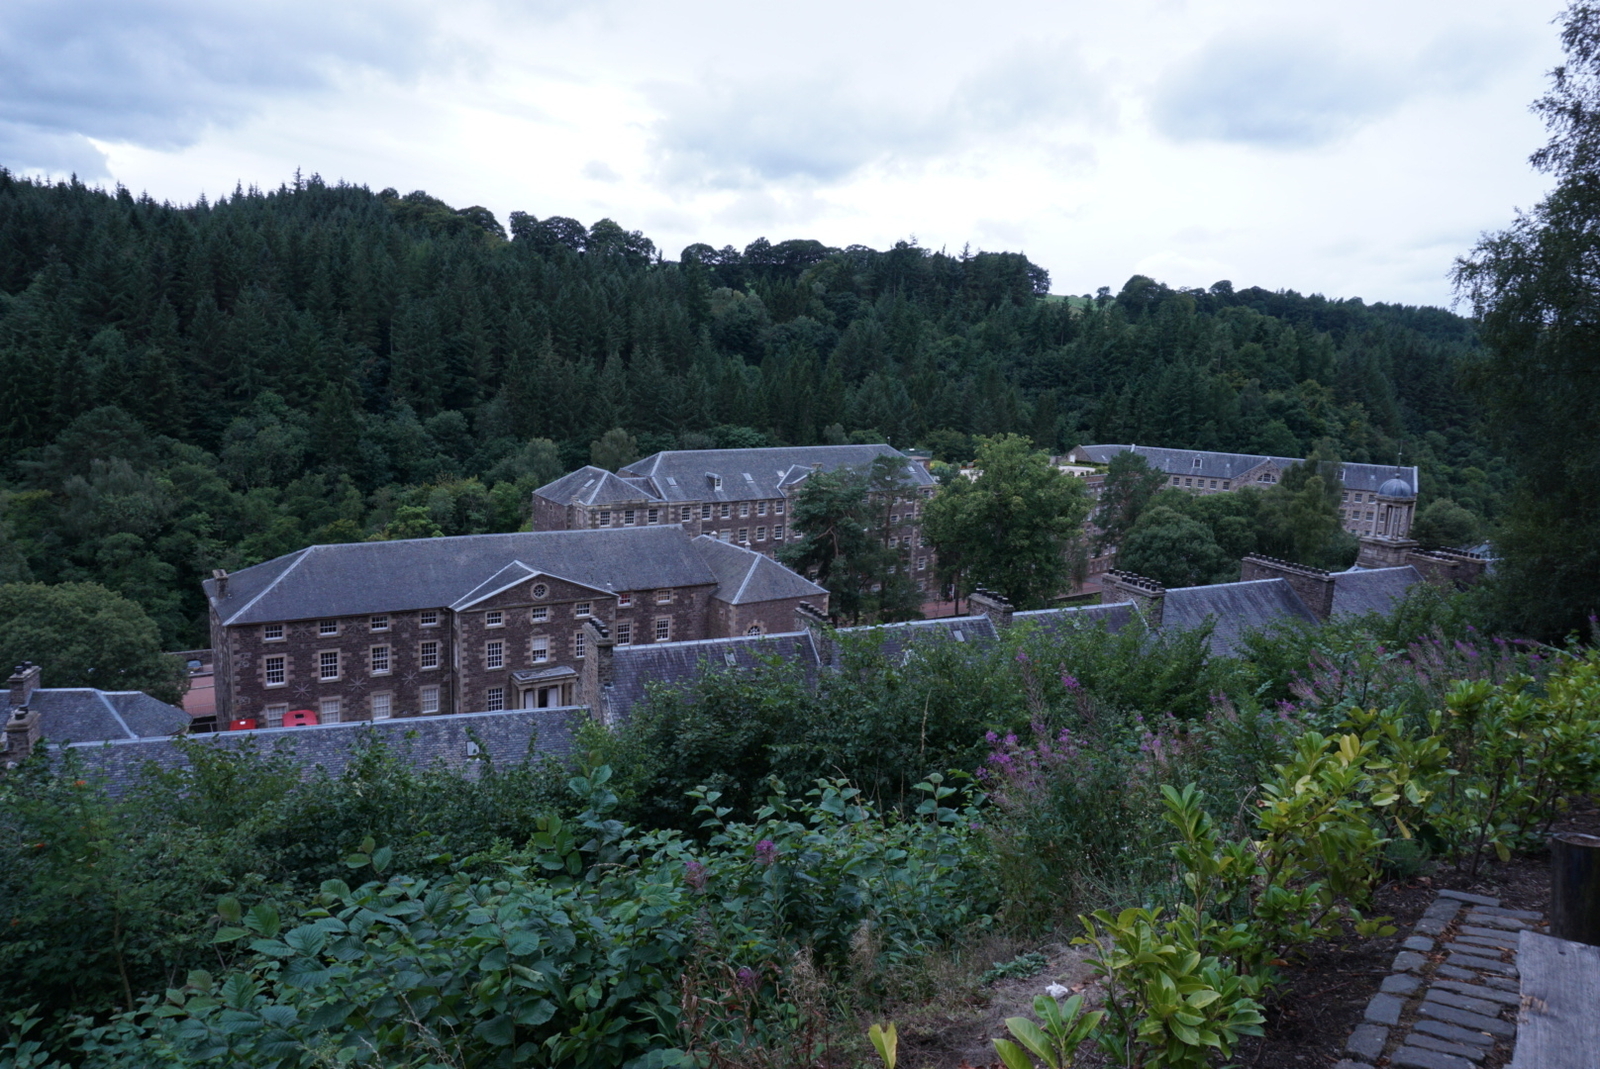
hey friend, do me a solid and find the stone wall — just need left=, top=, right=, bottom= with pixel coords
left=51, top=706, right=584, bottom=798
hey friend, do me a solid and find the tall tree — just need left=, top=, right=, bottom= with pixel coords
left=1093, top=450, right=1168, bottom=552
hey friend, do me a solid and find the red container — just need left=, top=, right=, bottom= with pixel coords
left=228, top=717, right=259, bottom=731
left=284, top=709, right=319, bottom=727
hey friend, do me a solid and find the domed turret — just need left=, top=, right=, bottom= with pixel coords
left=1378, top=477, right=1415, bottom=500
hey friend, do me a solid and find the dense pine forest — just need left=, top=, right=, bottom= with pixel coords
left=0, top=169, right=1506, bottom=648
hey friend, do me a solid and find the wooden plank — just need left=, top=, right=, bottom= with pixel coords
left=1510, top=930, right=1600, bottom=1069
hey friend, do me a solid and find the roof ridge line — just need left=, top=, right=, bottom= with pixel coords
left=731, top=548, right=760, bottom=604
left=94, top=690, right=138, bottom=740
left=224, top=546, right=313, bottom=625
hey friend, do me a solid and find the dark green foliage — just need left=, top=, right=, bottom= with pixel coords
left=0, top=581, right=188, bottom=703
left=1118, top=506, right=1235, bottom=588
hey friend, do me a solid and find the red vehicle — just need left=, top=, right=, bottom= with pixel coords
left=284, top=709, right=319, bottom=727
left=228, top=717, right=259, bottom=731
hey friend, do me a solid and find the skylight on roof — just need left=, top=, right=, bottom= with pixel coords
left=743, top=473, right=755, bottom=481
left=666, top=476, right=677, bottom=485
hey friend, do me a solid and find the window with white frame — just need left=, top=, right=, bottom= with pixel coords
left=420, top=609, right=439, bottom=627
left=485, top=687, right=505, bottom=712
left=624, top=509, right=636, bottom=525
left=756, top=526, right=766, bottom=541
left=618, top=592, right=632, bottom=607
left=319, top=620, right=339, bottom=636
left=531, top=638, right=549, bottom=662
left=746, top=624, right=763, bottom=636
left=655, top=588, right=672, bottom=604
left=738, top=527, right=748, bottom=543
left=264, top=703, right=287, bottom=728
left=701, top=504, right=712, bottom=519
left=530, top=606, right=548, bottom=622
left=655, top=617, right=671, bottom=642
left=890, top=514, right=899, bottom=524
left=319, top=651, right=339, bottom=681
left=370, top=646, right=391, bottom=675
left=370, top=614, right=389, bottom=631
left=573, top=631, right=586, bottom=659
left=616, top=623, right=632, bottom=645
left=371, top=693, right=392, bottom=720
left=264, top=656, right=286, bottom=686
left=485, top=610, right=503, bottom=627
left=419, top=641, right=439, bottom=669
left=598, top=510, right=611, bottom=526
left=263, top=623, right=284, bottom=641
left=917, top=557, right=928, bottom=571
left=739, top=502, right=749, bottom=517
left=720, top=503, right=731, bottom=518
left=889, top=536, right=899, bottom=548
left=419, top=685, right=439, bottom=715
left=775, top=500, right=785, bottom=513
left=319, top=698, right=341, bottom=724
left=774, top=524, right=785, bottom=540
left=647, top=507, right=659, bottom=524
left=575, top=601, right=591, bottom=617
left=485, top=641, right=504, bottom=669
left=757, top=501, right=768, bottom=515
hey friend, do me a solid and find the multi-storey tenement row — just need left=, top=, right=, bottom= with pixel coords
left=204, top=526, right=827, bottom=727
left=1065, top=444, right=1419, bottom=539
left=531, top=445, right=939, bottom=587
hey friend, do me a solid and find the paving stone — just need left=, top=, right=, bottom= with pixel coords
left=1431, top=979, right=1521, bottom=1006
left=1382, top=973, right=1423, bottom=995
left=1466, top=905, right=1540, bottom=920
left=1408, top=1032, right=1488, bottom=1062
left=1445, top=951, right=1517, bottom=976
left=1415, top=916, right=1453, bottom=936
left=1413, top=1019, right=1495, bottom=1047
left=1437, top=889, right=1501, bottom=907
left=1437, top=964, right=1478, bottom=980
left=1392, top=1045, right=1476, bottom=1069
left=1346, top=1022, right=1388, bottom=1060
left=1364, top=991, right=1404, bottom=1025
left=1458, top=926, right=1519, bottom=945
left=1482, top=975, right=1519, bottom=992
left=1463, top=912, right=1529, bottom=931
left=1393, top=949, right=1430, bottom=972
left=1424, top=898, right=1466, bottom=919
left=1404, top=935, right=1437, bottom=952
left=1334, top=1062, right=1374, bottom=1069
left=1456, top=934, right=1517, bottom=953
left=1425, top=987, right=1501, bottom=1015
left=1417, top=1001, right=1516, bottom=1038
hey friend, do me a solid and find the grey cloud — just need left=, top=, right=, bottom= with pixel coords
left=0, top=121, right=110, bottom=179
left=648, top=43, right=1098, bottom=188
left=0, top=0, right=446, bottom=171
left=582, top=159, right=622, bottom=182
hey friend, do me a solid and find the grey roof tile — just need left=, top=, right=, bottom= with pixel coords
left=1164, top=578, right=1319, bottom=656
left=208, top=527, right=720, bottom=625
left=621, top=445, right=935, bottom=504
left=835, top=615, right=999, bottom=660
left=27, top=688, right=189, bottom=745
left=1072, top=445, right=1418, bottom=495
left=534, top=466, right=662, bottom=506
left=1333, top=566, right=1423, bottom=617
left=1013, top=602, right=1137, bottom=635
left=605, top=631, right=822, bottom=723
left=691, top=536, right=828, bottom=604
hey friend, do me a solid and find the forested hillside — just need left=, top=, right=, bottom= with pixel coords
left=0, top=169, right=1505, bottom=648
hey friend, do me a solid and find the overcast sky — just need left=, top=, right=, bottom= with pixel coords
left=0, top=0, right=1566, bottom=306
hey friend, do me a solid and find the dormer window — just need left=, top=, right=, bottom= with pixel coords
left=708, top=473, right=722, bottom=489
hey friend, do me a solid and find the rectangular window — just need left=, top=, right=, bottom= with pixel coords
left=599, top=510, right=611, bottom=526
left=419, top=641, right=439, bottom=669
left=319, top=620, right=338, bottom=636
left=319, top=651, right=339, bottom=681
left=891, top=513, right=900, bottom=524
left=1222, top=481, right=1231, bottom=490
left=624, top=509, right=636, bottom=525
left=756, top=526, right=766, bottom=541
left=370, top=646, right=391, bottom=675
left=370, top=614, right=389, bottom=631
left=655, top=617, right=672, bottom=642
left=616, top=623, right=632, bottom=645
left=1209, top=480, right=1217, bottom=489
left=738, top=527, right=748, bottom=543
left=720, top=503, right=731, bottom=518
left=917, top=557, right=928, bottom=571
left=485, top=610, right=503, bottom=627
left=701, top=503, right=712, bottom=519
left=774, top=524, right=785, bottom=540
left=575, top=601, right=592, bottom=617
left=485, top=641, right=504, bottom=669
left=264, top=703, right=287, bottom=728
left=319, top=698, right=341, bottom=724
left=739, top=503, right=750, bottom=517
left=1171, top=476, right=1179, bottom=485
left=775, top=501, right=785, bottom=514
left=618, top=592, right=632, bottom=607
left=889, top=536, right=899, bottom=548
left=647, top=507, right=659, bottom=524
left=718, top=529, right=730, bottom=541
left=419, top=685, right=439, bottom=715
left=532, top=638, right=549, bottom=662
left=420, top=609, right=439, bottom=627
left=531, top=606, right=548, bottom=622
left=264, top=656, right=286, bottom=686
left=655, top=588, right=672, bottom=604
left=263, top=623, right=284, bottom=641
left=485, top=687, right=505, bottom=712
left=757, top=501, right=768, bottom=516
left=371, top=693, right=392, bottom=720
left=574, top=631, right=586, bottom=659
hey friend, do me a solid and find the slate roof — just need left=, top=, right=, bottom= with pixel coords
left=25, top=689, right=190, bottom=745
left=836, top=615, right=1000, bottom=660
left=1012, top=602, right=1137, bottom=635
left=534, top=466, right=661, bottom=506
left=208, top=527, right=722, bottom=626
left=1331, top=566, right=1423, bottom=617
left=1163, top=578, right=1321, bottom=657
left=1071, top=445, right=1419, bottom=496
left=605, top=631, right=824, bottom=723
left=620, top=444, right=936, bottom=504
left=691, top=536, right=829, bottom=604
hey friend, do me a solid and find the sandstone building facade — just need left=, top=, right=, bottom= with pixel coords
left=204, top=526, right=827, bottom=726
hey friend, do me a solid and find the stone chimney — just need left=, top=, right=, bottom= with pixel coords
left=578, top=619, right=615, bottom=722
left=967, top=588, right=1015, bottom=628
left=1100, top=570, right=1166, bottom=628
left=1404, top=548, right=1490, bottom=590
left=211, top=569, right=229, bottom=598
left=1239, top=555, right=1336, bottom=620
left=795, top=601, right=835, bottom=666
left=8, top=662, right=40, bottom=709
left=3, top=704, right=42, bottom=766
